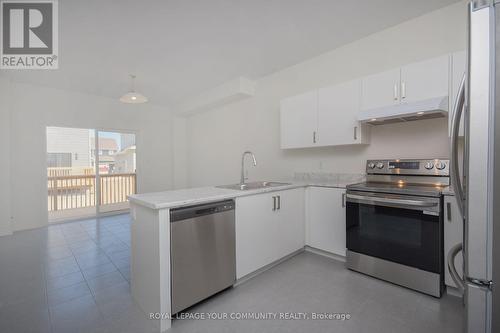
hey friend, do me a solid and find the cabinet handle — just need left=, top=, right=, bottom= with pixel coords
left=353, top=126, right=357, bottom=140
left=446, top=202, right=452, bottom=222
left=272, top=196, right=276, bottom=211
left=342, top=193, right=346, bottom=208
left=277, top=195, right=281, bottom=210
left=313, top=131, right=317, bottom=144
left=401, top=81, right=406, bottom=99
left=393, top=83, right=399, bottom=101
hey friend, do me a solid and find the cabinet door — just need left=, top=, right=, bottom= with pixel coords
left=235, top=189, right=305, bottom=279
left=306, top=187, right=346, bottom=256
left=449, top=50, right=466, bottom=137
left=280, top=91, right=318, bottom=149
left=235, top=193, right=275, bottom=279
left=361, top=68, right=401, bottom=110
left=273, top=188, right=305, bottom=260
left=400, top=55, right=449, bottom=104
left=318, top=80, right=367, bottom=145
left=444, top=195, right=464, bottom=289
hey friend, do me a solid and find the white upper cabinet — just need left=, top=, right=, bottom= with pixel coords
left=360, top=54, right=450, bottom=114
left=280, top=90, right=318, bottom=149
left=280, top=81, right=369, bottom=149
left=449, top=50, right=466, bottom=137
left=400, top=55, right=449, bottom=104
left=282, top=53, right=453, bottom=148
left=318, top=80, right=369, bottom=145
left=360, top=68, right=401, bottom=110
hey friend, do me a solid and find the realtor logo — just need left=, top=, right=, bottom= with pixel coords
left=1, top=0, right=58, bottom=69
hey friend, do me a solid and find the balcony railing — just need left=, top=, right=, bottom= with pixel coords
left=47, top=167, right=95, bottom=177
left=48, top=173, right=136, bottom=211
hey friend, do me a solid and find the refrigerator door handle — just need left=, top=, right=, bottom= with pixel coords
left=466, top=276, right=493, bottom=291
left=447, top=242, right=465, bottom=292
left=448, top=73, right=466, bottom=296
left=450, top=73, right=466, bottom=216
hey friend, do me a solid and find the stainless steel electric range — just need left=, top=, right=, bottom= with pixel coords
left=345, top=158, right=449, bottom=297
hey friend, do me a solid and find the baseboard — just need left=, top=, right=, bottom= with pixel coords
left=49, top=210, right=130, bottom=225
left=304, top=246, right=346, bottom=263
left=235, top=248, right=305, bottom=286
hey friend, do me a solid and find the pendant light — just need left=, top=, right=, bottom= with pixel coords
left=120, top=74, right=148, bottom=104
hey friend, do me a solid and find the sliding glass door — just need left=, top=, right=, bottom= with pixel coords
left=47, top=127, right=136, bottom=223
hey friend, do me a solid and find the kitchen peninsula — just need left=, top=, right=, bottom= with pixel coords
left=128, top=178, right=355, bottom=332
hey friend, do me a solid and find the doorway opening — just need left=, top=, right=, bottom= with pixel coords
left=46, top=127, right=137, bottom=223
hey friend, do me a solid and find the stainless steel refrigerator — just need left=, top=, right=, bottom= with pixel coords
left=448, top=1, right=500, bottom=332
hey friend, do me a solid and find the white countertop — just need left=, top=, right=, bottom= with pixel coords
left=128, top=180, right=358, bottom=210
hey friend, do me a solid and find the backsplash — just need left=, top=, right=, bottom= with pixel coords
left=293, top=172, right=365, bottom=184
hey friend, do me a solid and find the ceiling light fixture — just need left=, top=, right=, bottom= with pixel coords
left=120, top=74, right=148, bottom=104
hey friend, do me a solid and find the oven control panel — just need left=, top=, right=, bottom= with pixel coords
left=366, top=159, right=449, bottom=176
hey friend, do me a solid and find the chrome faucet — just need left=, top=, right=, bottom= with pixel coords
left=240, top=151, right=257, bottom=186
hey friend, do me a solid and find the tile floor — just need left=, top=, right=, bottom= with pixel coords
left=0, top=214, right=463, bottom=333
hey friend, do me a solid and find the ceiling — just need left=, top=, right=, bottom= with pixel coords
left=0, top=0, right=461, bottom=107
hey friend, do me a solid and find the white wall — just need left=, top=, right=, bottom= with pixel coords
left=172, top=117, right=188, bottom=189
left=0, top=79, right=12, bottom=235
left=6, top=80, right=177, bottom=232
left=185, top=1, right=466, bottom=187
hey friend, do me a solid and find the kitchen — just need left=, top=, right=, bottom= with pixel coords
left=0, top=0, right=497, bottom=333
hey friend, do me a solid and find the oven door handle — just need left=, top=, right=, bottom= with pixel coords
left=346, top=193, right=438, bottom=209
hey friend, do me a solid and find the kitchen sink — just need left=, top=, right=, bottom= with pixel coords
left=217, top=181, right=291, bottom=191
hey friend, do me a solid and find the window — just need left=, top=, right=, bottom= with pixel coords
left=47, top=153, right=72, bottom=168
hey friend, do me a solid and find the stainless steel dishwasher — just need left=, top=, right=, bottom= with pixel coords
left=170, top=200, right=236, bottom=314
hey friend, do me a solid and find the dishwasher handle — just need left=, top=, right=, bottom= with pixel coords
left=170, top=200, right=235, bottom=222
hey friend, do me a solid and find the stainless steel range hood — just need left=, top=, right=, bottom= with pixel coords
left=357, top=96, right=448, bottom=125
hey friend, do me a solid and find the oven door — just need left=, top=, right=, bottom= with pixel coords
left=346, top=190, right=442, bottom=273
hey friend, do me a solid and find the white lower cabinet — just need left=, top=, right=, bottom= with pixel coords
left=306, top=187, right=346, bottom=257
left=235, top=188, right=305, bottom=279
left=444, top=194, right=464, bottom=289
